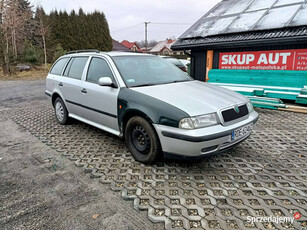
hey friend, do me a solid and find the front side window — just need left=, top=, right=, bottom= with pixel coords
left=64, top=57, right=88, bottom=80
left=86, top=57, right=114, bottom=84
left=50, top=58, right=69, bottom=75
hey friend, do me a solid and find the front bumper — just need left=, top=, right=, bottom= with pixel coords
left=154, top=110, right=259, bottom=157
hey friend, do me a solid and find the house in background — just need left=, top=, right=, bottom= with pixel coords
left=140, top=47, right=153, bottom=53
left=120, top=40, right=141, bottom=52
left=150, top=39, right=185, bottom=57
left=112, top=39, right=130, bottom=52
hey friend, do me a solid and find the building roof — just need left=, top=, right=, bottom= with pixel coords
left=174, top=26, right=307, bottom=49
left=172, top=0, right=307, bottom=49
left=120, top=40, right=140, bottom=50
left=150, top=39, right=175, bottom=53
left=112, top=39, right=130, bottom=52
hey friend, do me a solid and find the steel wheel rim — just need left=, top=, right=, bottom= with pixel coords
left=55, top=102, right=64, bottom=122
left=131, top=125, right=151, bottom=154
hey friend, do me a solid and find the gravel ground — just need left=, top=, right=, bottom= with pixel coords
left=0, top=80, right=162, bottom=230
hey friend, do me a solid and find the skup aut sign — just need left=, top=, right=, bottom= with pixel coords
left=219, top=49, right=307, bottom=71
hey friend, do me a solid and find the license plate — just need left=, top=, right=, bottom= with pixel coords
left=231, top=123, right=253, bottom=141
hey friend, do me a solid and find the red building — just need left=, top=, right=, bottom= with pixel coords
left=120, top=40, right=142, bottom=52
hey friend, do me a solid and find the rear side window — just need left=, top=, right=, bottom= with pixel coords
left=164, top=58, right=185, bottom=67
left=86, top=57, right=115, bottom=84
left=50, top=58, right=69, bottom=75
left=64, top=57, right=88, bottom=80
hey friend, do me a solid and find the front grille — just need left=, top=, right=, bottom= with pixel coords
left=221, top=104, right=248, bottom=123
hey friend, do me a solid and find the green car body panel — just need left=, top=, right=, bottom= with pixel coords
left=117, top=88, right=189, bottom=133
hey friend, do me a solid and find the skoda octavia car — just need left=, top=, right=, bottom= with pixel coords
left=45, top=51, right=259, bottom=163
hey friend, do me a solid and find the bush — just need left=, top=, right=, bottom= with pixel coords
left=22, top=40, right=43, bottom=65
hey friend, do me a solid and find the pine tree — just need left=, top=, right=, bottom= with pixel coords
left=1, top=3, right=113, bottom=73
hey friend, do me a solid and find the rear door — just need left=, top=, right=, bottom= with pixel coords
left=80, top=56, right=120, bottom=135
left=58, top=56, right=89, bottom=116
left=47, top=57, right=69, bottom=96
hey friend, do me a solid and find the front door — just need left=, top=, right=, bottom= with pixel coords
left=80, top=57, right=120, bottom=135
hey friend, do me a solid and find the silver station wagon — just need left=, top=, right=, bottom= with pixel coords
left=45, top=50, right=259, bottom=163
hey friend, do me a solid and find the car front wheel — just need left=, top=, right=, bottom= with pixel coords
left=54, top=97, right=69, bottom=125
left=125, top=116, right=161, bottom=164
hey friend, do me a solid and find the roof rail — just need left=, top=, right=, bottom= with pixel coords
left=66, top=49, right=100, bottom=55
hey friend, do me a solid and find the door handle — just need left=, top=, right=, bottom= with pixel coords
left=59, top=82, right=63, bottom=87
left=81, top=88, right=87, bottom=93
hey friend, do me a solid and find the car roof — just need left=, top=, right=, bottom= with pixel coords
left=63, top=51, right=154, bottom=58
left=106, top=51, right=153, bottom=57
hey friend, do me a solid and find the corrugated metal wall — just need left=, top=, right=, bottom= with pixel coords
left=190, top=50, right=207, bottom=82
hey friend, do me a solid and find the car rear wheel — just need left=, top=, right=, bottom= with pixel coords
left=125, top=116, right=161, bottom=164
left=54, top=97, right=69, bottom=125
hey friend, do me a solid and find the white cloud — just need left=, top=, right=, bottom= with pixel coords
left=30, top=0, right=221, bottom=42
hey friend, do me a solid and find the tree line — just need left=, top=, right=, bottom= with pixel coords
left=0, top=0, right=112, bottom=75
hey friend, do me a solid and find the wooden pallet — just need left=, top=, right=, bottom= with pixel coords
left=278, top=105, right=307, bottom=114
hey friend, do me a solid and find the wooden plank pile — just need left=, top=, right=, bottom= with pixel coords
left=208, top=69, right=307, bottom=109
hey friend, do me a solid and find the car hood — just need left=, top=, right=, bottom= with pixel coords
left=131, top=81, right=249, bottom=116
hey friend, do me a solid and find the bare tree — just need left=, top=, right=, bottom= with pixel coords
left=36, top=7, right=50, bottom=68
left=135, top=40, right=158, bottom=49
left=0, top=0, right=32, bottom=75
left=0, top=0, right=10, bottom=75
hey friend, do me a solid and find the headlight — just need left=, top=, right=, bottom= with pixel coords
left=179, top=113, right=218, bottom=129
left=179, top=118, right=194, bottom=129
left=247, top=101, right=254, bottom=113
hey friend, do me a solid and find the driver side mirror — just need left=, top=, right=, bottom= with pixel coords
left=98, top=77, right=117, bottom=88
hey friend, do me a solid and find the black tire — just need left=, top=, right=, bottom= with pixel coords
left=54, top=97, right=69, bottom=125
left=125, top=116, right=161, bottom=164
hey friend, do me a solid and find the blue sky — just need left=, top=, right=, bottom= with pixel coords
left=30, top=0, right=221, bottom=42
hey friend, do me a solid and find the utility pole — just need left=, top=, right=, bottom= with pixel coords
left=145, top=22, right=150, bottom=53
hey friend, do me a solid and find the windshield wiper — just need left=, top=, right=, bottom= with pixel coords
left=132, top=83, right=156, bottom=88
left=132, top=80, right=191, bottom=87
left=162, top=79, right=191, bottom=85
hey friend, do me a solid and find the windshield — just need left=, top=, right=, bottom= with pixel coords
left=113, top=56, right=192, bottom=87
